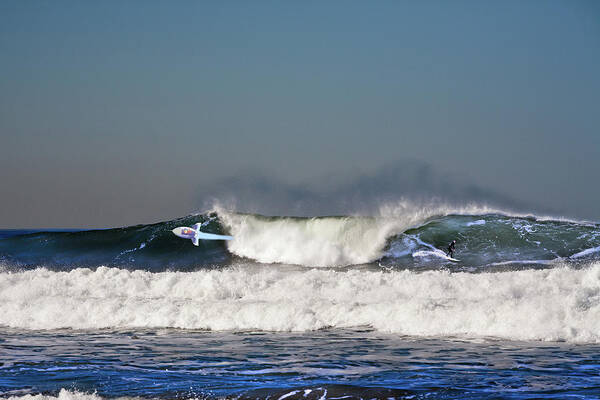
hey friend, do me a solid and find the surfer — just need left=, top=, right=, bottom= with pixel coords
left=447, top=240, right=456, bottom=258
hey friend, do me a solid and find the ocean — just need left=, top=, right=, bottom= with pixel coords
left=1, top=205, right=599, bottom=399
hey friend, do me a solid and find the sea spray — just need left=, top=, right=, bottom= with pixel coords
left=216, top=201, right=497, bottom=267
left=1, top=262, right=599, bottom=342
left=1, top=205, right=598, bottom=269
left=219, top=213, right=405, bottom=266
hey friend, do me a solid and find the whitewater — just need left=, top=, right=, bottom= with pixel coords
left=2, top=205, right=599, bottom=270
left=1, top=263, right=600, bottom=341
left=2, top=204, right=600, bottom=399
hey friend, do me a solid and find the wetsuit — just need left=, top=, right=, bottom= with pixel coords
left=447, top=241, right=456, bottom=258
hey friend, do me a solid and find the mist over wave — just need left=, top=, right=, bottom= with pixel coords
left=198, top=160, right=539, bottom=218
left=220, top=202, right=599, bottom=267
left=220, top=212, right=404, bottom=267
left=1, top=262, right=599, bottom=342
left=1, top=202, right=599, bottom=270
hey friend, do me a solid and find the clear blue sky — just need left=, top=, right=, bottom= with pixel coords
left=1, top=1, right=599, bottom=227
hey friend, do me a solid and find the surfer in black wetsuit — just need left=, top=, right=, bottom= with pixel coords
left=447, top=240, right=456, bottom=258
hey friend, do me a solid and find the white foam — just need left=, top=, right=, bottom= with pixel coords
left=466, top=220, right=486, bottom=226
left=215, top=200, right=598, bottom=267
left=217, top=201, right=517, bottom=267
left=485, top=259, right=556, bottom=267
left=412, top=249, right=454, bottom=261
left=220, top=213, right=407, bottom=267
left=1, top=263, right=600, bottom=342
left=384, top=235, right=418, bottom=258
left=117, top=242, right=146, bottom=258
left=0, top=390, right=105, bottom=400
left=412, top=249, right=442, bottom=258
left=571, top=246, right=600, bottom=259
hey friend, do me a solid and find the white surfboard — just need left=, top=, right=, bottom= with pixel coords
left=172, top=223, right=233, bottom=246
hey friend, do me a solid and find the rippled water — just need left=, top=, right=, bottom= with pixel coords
left=2, top=207, right=600, bottom=399
left=2, top=328, right=600, bottom=399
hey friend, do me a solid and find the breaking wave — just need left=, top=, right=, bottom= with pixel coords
left=1, top=262, right=599, bottom=342
left=1, top=204, right=598, bottom=269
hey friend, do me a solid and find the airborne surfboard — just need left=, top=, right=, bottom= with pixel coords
left=172, top=223, right=233, bottom=246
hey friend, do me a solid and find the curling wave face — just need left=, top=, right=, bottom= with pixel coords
left=219, top=213, right=407, bottom=267
left=2, top=205, right=600, bottom=398
left=221, top=208, right=600, bottom=268
left=1, top=206, right=598, bottom=269
left=1, top=262, right=600, bottom=342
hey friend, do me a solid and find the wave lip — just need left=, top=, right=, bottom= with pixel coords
left=216, top=203, right=493, bottom=267
left=220, top=213, right=409, bottom=267
left=218, top=203, right=600, bottom=267
left=2, top=263, right=600, bottom=342
left=1, top=204, right=599, bottom=270
left=0, top=213, right=231, bottom=271
left=571, top=245, right=600, bottom=259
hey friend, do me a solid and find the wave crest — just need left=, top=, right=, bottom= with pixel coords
left=220, top=213, right=406, bottom=267
left=2, top=263, right=600, bottom=342
left=1, top=202, right=598, bottom=269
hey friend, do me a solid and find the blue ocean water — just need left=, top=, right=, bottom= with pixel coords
left=2, top=328, right=600, bottom=399
left=1, top=207, right=600, bottom=399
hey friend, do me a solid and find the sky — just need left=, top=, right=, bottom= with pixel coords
left=1, top=0, right=599, bottom=228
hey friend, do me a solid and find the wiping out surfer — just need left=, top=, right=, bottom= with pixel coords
left=447, top=240, right=456, bottom=258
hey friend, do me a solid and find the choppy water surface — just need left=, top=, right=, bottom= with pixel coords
left=2, top=328, right=600, bottom=399
left=2, top=206, right=600, bottom=399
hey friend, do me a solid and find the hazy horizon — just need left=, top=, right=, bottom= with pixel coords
left=1, top=1, right=599, bottom=228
